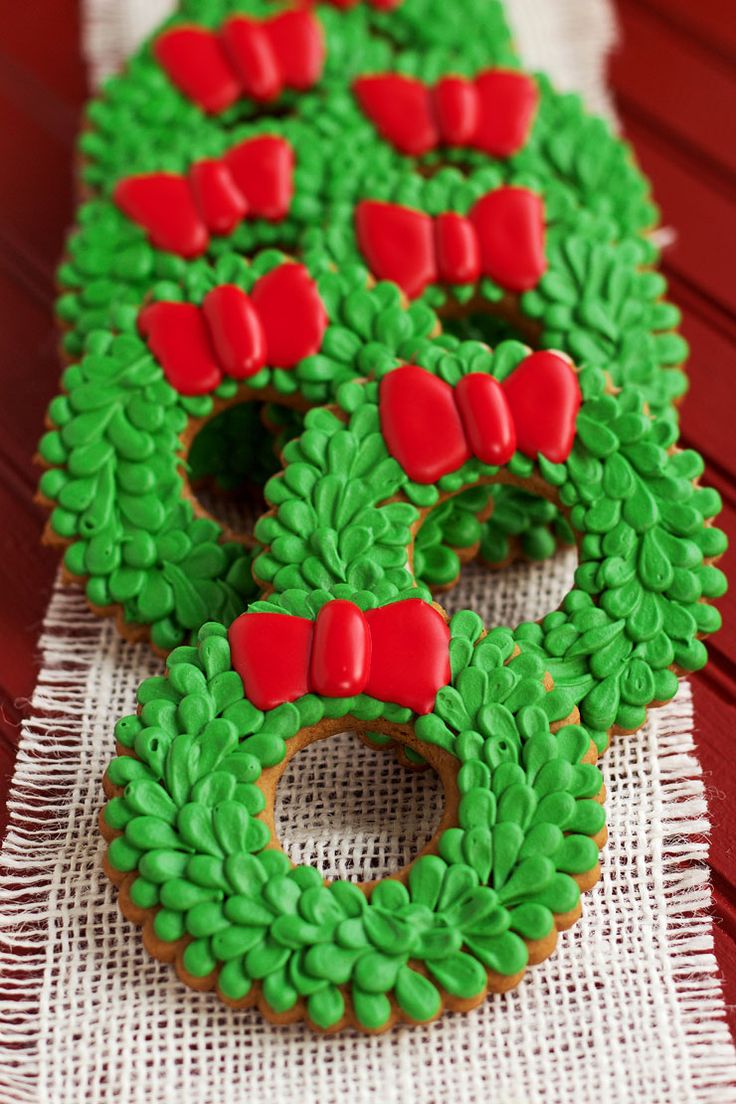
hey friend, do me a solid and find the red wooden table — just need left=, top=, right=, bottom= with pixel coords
left=1, top=0, right=734, bottom=1039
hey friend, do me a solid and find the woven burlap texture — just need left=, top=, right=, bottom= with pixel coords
left=1, top=0, right=735, bottom=1101
left=2, top=556, right=735, bottom=1103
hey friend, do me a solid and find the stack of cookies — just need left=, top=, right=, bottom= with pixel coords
left=37, top=0, right=727, bottom=1032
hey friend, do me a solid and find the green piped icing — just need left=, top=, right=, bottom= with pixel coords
left=104, top=602, right=605, bottom=1028
left=52, top=0, right=693, bottom=574
left=308, top=165, right=682, bottom=418
left=254, top=340, right=726, bottom=736
left=41, top=251, right=452, bottom=647
left=77, top=0, right=517, bottom=199
left=70, top=0, right=726, bottom=1029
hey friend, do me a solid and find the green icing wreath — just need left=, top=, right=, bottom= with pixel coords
left=76, top=0, right=516, bottom=199
left=51, top=0, right=686, bottom=576
left=74, top=0, right=727, bottom=1032
left=253, top=340, right=726, bottom=744
left=40, top=251, right=450, bottom=650
left=303, top=141, right=685, bottom=563
left=102, top=597, right=606, bottom=1031
left=57, top=110, right=333, bottom=360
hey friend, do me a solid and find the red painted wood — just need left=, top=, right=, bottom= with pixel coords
left=691, top=675, right=736, bottom=891
left=0, top=738, right=18, bottom=839
left=0, top=1, right=85, bottom=844
left=670, top=275, right=736, bottom=474
left=619, top=125, right=736, bottom=317
left=0, top=1, right=86, bottom=102
left=637, top=0, right=736, bottom=61
left=0, top=95, right=79, bottom=271
left=613, top=1, right=736, bottom=180
left=0, top=0, right=735, bottom=1052
left=0, top=275, right=61, bottom=475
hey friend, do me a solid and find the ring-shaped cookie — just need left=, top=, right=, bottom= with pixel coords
left=60, top=0, right=518, bottom=355
left=56, top=0, right=684, bottom=576
left=39, top=252, right=450, bottom=651
left=253, top=339, right=726, bottom=745
left=101, top=594, right=607, bottom=1031
left=309, top=159, right=687, bottom=566
left=77, top=0, right=518, bottom=197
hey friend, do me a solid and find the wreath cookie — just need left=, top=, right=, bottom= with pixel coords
left=63, top=11, right=675, bottom=403
left=63, top=0, right=518, bottom=340
left=300, top=57, right=685, bottom=564
left=309, top=164, right=685, bottom=565
left=101, top=593, right=607, bottom=1031
left=71, top=0, right=726, bottom=1036
left=53, top=0, right=682, bottom=576
left=39, top=252, right=455, bottom=651
left=253, top=340, right=726, bottom=746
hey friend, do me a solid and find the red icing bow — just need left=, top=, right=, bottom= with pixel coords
left=319, top=0, right=402, bottom=8
left=154, top=10, right=325, bottom=113
left=229, top=598, right=450, bottom=714
left=355, top=187, right=546, bottom=300
left=380, top=356, right=581, bottom=483
left=113, top=135, right=294, bottom=258
left=354, top=70, right=538, bottom=157
left=302, top=0, right=401, bottom=8
left=138, top=264, right=328, bottom=397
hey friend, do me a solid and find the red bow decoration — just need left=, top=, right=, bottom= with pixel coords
left=229, top=598, right=450, bottom=714
left=301, top=0, right=401, bottom=8
left=138, top=264, right=328, bottom=397
left=380, top=356, right=581, bottom=483
left=355, top=187, right=546, bottom=300
left=113, top=135, right=294, bottom=258
left=154, top=10, right=325, bottom=113
left=318, top=0, right=402, bottom=8
left=354, top=70, right=538, bottom=157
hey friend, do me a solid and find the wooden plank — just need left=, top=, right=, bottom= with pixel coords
left=638, top=0, right=736, bottom=62
left=691, top=659, right=736, bottom=1047
left=712, top=923, right=736, bottom=1042
left=691, top=671, right=736, bottom=1040
left=0, top=274, right=60, bottom=486
left=621, top=118, right=736, bottom=318
left=0, top=0, right=86, bottom=105
left=0, top=0, right=84, bottom=848
left=670, top=275, right=736, bottom=476
left=0, top=474, right=57, bottom=713
left=691, top=675, right=736, bottom=884
left=0, top=95, right=77, bottom=277
left=0, top=737, right=18, bottom=842
left=611, top=1, right=736, bottom=181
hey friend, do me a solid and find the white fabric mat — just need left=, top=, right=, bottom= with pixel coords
left=1, top=2, right=734, bottom=1102
left=1, top=561, right=735, bottom=1104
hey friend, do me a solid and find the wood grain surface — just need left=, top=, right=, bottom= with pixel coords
left=0, top=0, right=733, bottom=1043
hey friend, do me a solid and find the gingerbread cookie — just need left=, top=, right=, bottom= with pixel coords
left=51, top=0, right=684, bottom=579
left=40, top=252, right=449, bottom=651
left=253, top=341, right=725, bottom=744
left=82, top=0, right=728, bottom=1033
left=101, top=595, right=606, bottom=1031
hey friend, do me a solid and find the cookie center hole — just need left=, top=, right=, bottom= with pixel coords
left=439, top=307, right=533, bottom=347
left=416, top=479, right=579, bottom=594
left=442, top=545, right=578, bottom=626
left=186, top=399, right=303, bottom=538
left=274, top=731, right=445, bottom=883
